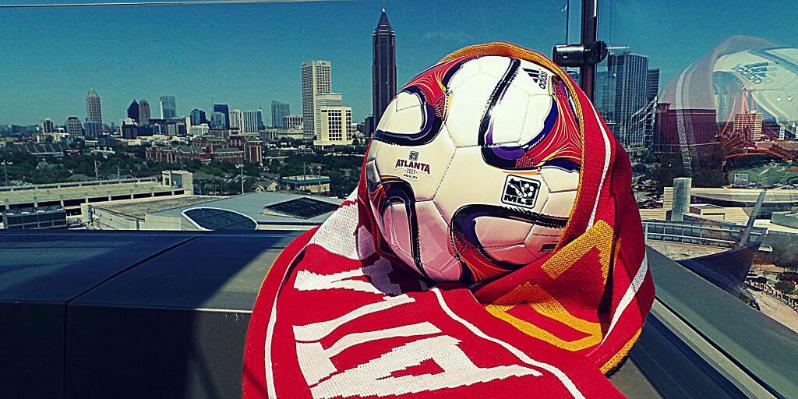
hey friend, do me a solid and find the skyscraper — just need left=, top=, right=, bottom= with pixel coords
left=302, top=60, right=336, bottom=140
left=271, top=101, right=290, bottom=128
left=127, top=100, right=140, bottom=122
left=160, top=96, right=177, bottom=120
left=607, top=52, right=649, bottom=151
left=213, top=104, right=230, bottom=128
left=243, top=110, right=262, bottom=134
left=734, top=110, right=764, bottom=141
left=190, top=109, right=207, bottom=126
left=86, top=88, right=103, bottom=125
left=139, top=99, right=151, bottom=125
left=644, top=69, right=660, bottom=149
left=372, top=7, right=396, bottom=136
left=41, top=118, right=55, bottom=134
left=230, top=109, right=244, bottom=132
left=65, top=116, right=83, bottom=137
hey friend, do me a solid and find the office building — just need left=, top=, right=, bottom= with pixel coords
left=242, top=110, right=262, bottom=134
left=190, top=109, right=207, bottom=126
left=65, top=117, right=83, bottom=137
left=41, top=119, right=55, bottom=134
left=86, top=88, right=103, bottom=124
left=607, top=52, right=649, bottom=151
left=230, top=109, right=244, bottom=132
left=644, top=69, right=660, bottom=148
left=84, top=121, right=103, bottom=139
left=139, top=99, right=151, bottom=125
left=313, top=105, right=352, bottom=147
left=283, top=114, right=303, bottom=130
left=734, top=111, right=764, bottom=141
left=213, top=104, right=230, bottom=128
left=372, top=7, right=396, bottom=136
left=271, top=101, right=290, bottom=128
left=160, top=96, right=177, bottom=120
left=302, top=60, right=341, bottom=141
left=127, top=100, right=140, bottom=122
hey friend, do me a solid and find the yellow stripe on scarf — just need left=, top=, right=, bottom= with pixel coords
left=486, top=283, right=603, bottom=352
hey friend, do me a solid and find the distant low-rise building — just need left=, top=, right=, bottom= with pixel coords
left=282, top=175, right=330, bottom=194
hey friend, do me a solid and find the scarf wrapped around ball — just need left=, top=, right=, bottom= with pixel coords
left=243, top=42, right=655, bottom=399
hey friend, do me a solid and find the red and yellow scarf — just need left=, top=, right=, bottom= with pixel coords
left=243, top=42, right=655, bottom=398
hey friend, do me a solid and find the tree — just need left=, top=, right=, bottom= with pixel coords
left=775, top=280, right=795, bottom=294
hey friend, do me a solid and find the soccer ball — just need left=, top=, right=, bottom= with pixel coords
left=366, top=54, right=583, bottom=283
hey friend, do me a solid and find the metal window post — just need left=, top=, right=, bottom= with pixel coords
left=580, top=0, right=598, bottom=100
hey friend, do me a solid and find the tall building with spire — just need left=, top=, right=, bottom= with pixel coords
left=372, top=6, right=396, bottom=136
left=86, top=88, right=103, bottom=124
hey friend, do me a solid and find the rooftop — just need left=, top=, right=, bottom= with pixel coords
left=147, top=191, right=342, bottom=227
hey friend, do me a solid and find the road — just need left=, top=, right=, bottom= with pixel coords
left=751, top=291, right=798, bottom=334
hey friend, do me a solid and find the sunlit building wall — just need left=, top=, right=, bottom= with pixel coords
left=314, top=106, right=352, bottom=147
left=283, top=114, right=303, bottom=130
left=86, top=89, right=103, bottom=124
left=302, top=60, right=333, bottom=141
left=242, top=110, right=261, bottom=134
left=230, top=109, right=244, bottom=132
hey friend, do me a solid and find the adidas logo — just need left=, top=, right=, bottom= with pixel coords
left=732, top=62, right=769, bottom=84
left=523, top=68, right=548, bottom=90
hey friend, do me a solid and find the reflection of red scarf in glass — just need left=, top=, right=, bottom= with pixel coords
left=243, top=43, right=654, bottom=398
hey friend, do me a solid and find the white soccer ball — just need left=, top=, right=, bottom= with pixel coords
left=366, top=54, right=582, bottom=283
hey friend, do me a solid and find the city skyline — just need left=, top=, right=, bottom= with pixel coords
left=1, top=0, right=797, bottom=126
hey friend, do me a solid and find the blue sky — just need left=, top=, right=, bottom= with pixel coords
left=0, top=0, right=796, bottom=126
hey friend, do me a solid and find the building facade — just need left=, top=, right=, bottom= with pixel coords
left=160, top=96, right=177, bottom=120
left=242, top=110, right=262, bottom=134
left=313, top=106, right=352, bottom=147
left=229, top=109, right=244, bottom=132
left=607, top=52, right=650, bottom=151
left=213, top=104, right=230, bottom=128
left=372, top=8, right=396, bottom=137
left=139, top=99, right=151, bottom=125
left=644, top=69, right=660, bottom=149
left=190, top=109, right=207, bottom=126
left=734, top=111, right=764, bottom=141
left=86, top=88, right=103, bottom=125
left=283, top=114, right=303, bottom=130
left=65, top=117, right=83, bottom=137
left=302, top=60, right=334, bottom=141
left=127, top=100, right=140, bottom=122
left=271, top=101, right=290, bottom=128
